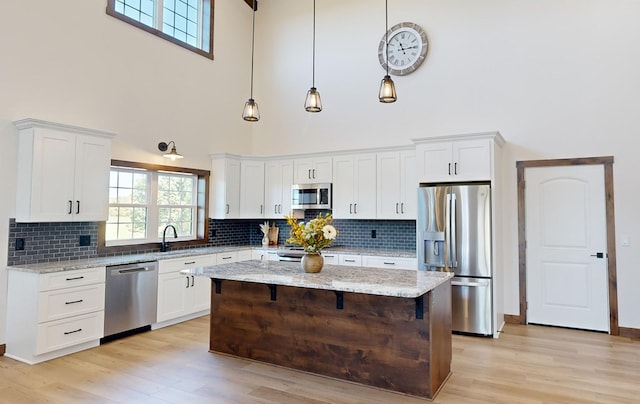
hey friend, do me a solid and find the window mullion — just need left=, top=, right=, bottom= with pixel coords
left=156, top=0, right=164, bottom=31
left=148, top=171, right=160, bottom=242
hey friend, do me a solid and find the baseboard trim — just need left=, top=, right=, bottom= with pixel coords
left=504, top=314, right=521, bottom=325
left=0, top=344, right=5, bottom=356
left=619, top=327, right=640, bottom=339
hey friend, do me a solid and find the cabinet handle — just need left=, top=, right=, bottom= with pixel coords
left=384, top=262, right=396, bottom=265
left=226, top=204, right=230, bottom=214
left=184, top=261, right=196, bottom=265
left=191, top=275, right=195, bottom=287
left=66, top=276, right=84, bottom=281
left=312, top=169, right=316, bottom=179
left=308, top=169, right=312, bottom=179
left=260, top=204, right=263, bottom=214
left=401, top=203, right=404, bottom=214
left=454, top=162, right=458, bottom=175
left=68, top=200, right=73, bottom=214
left=279, top=204, right=282, bottom=214
left=325, top=255, right=335, bottom=258
left=275, top=204, right=278, bottom=214
left=186, top=276, right=190, bottom=288
left=345, top=259, right=356, bottom=263
left=64, top=328, right=82, bottom=335
left=65, top=299, right=84, bottom=305
left=222, top=256, right=232, bottom=260
left=396, top=203, right=399, bottom=214
left=76, top=200, right=80, bottom=214
left=448, top=163, right=452, bottom=175
left=349, top=203, right=353, bottom=214
left=354, top=203, right=357, bottom=214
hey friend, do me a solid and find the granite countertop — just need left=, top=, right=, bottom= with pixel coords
left=7, top=246, right=417, bottom=274
left=6, top=245, right=252, bottom=274
left=185, top=260, right=452, bottom=298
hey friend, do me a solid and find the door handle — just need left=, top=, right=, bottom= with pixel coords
left=76, top=200, right=80, bottom=214
left=191, top=275, right=195, bottom=287
left=590, top=252, right=606, bottom=259
left=68, top=200, right=73, bottom=214
left=396, top=203, right=399, bottom=214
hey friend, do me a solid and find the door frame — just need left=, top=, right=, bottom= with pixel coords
left=517, top=156, right=619, bottom=335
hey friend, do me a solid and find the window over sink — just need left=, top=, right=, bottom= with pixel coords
left=99, top=160, right=209, bottom=253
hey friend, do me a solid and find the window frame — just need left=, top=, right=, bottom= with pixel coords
left=106, top=0, right=215, bottom=60
left=98, top=159, right=210, bottom=254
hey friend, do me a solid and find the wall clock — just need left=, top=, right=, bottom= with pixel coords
left=378, top=22, right=429, bottom=76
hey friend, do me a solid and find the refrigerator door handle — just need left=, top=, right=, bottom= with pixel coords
left=450, top=193, right=458, bottom=268
left=445, top=193, right=451, bottom=269
left=451, top=280, right=488, bottom=287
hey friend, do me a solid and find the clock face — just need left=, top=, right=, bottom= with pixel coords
left=378, top=22, right=429, bottom=76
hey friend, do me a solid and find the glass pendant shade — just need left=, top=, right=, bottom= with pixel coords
left=304, top=87, right=322, bottom=112
left=163, top=146, right=183, bottom=160
left=242, top=98, right=260, bottom=121
left=379, top=75, right=397, bottom=103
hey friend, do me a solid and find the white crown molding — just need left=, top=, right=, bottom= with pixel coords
left=13, top=118, right=118, bottom=139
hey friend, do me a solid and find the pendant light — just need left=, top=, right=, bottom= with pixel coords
left=242, top=0, right=260, bottom=121
left=304, top=0, right=322, bottom=112
left=379, top=0, right=397, bottom=103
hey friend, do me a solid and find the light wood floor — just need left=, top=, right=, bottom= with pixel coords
left=1, top=317, right=638, bottom=403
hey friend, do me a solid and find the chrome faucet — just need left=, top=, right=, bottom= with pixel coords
left=161, top=225, right=178, bottom=252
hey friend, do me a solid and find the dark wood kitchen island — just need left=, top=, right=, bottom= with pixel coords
left=186, top=261, right=453, bottom=400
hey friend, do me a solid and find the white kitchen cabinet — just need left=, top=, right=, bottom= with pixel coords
left=14, top=119, right=114, bottom=223
left=376, top=150, right=417, bottom=219
left=264, top=159, right=295, bottom=218
left=154, top=254, right=215, bottom=328
left=210, top=154, right=241, bottom=219
left=332, top=154, right=376, bottom=219
left=252, top=248, right=280, bottom=261
left=320, top=252, right=339, bottom=265
left=339, top=254, right=362, bottom=266
left=237, top=249, right=253, bottom=262
left=362, top=256, right=417, bottom=270
left=6, top=266, right=106, bottom=364
left=415, top=133, right=504, bottom=183
left=239, top=159, right=265, bottom=218
left=294, top=157, right=333, bottom=184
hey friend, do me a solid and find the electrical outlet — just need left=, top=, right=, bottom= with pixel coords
left=79, top=235, right=91, bottom=246
left=371, top=230, right=377, bottom=238
left=15, top=238, right=25, bottom=251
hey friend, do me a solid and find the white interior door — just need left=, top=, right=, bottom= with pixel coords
left=525, top=165, right=609, bottom=332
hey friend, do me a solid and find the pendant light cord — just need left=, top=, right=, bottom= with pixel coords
left=312, top=0, right=316, bottom=87
left=385, top=0, right=389, bottom=76
left=250, top=0, right=256, bottom=98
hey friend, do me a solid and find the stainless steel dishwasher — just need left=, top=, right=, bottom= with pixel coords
left=103, top=261, right=158, bottom=340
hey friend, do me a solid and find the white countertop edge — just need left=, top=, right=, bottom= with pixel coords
left=7, top=246, right=417, bottom=274
left=184, top=260, right=452, bottom=298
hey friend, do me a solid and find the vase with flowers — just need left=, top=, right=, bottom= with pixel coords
left=285, top=213, right=338, bottom=273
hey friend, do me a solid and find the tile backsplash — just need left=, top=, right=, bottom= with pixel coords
left=7, top=214, right=416, bottom=266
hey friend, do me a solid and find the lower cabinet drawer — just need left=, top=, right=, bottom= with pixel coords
left=339, top=254, right=362, bottom=266
left=35, top=311, right=105, bottom=355
left=362, top=256, right=417, bottom=270
left=39, top=267, right=106, bottom=291
left=38, top=284, right=105, bottom=323
left=321, top=253, right=339, bottom=265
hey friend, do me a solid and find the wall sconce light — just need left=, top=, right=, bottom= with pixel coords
left=158, top=141, right=183, bottom=160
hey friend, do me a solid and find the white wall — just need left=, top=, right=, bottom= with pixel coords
left=0, top=0, right=255, bottom=344
left=1, top=0, right=639, bottom=346
left=251, top=0, right=640, bottom=329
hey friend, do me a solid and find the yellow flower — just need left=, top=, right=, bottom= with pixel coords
left=285, top=213, right=338, bottom=253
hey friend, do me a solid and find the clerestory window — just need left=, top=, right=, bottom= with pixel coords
left=106, top=0, right=214, bottom=59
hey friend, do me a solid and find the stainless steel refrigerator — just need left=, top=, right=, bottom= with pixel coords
left=418, top=183, right=493, bottom=336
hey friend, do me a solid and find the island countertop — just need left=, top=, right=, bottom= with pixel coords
left=185, top=260, right=453, bottom=298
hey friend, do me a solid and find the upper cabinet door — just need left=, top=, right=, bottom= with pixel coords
left=294, top=157, right=333, bottom=184
left=15, top=120, right=114, bottom=222
left=73, top=135, right=111, bottom=221
left=417, top=137, right=493, bottom=183
left=210, top=156, right=241, bottom=219
left=264, top=159, right=294, bottom=219
left=376, top=150, right=416, bottom=219
left=239, top=160, right=265, bottom=218
left=332, top=154, right=376, bottom=219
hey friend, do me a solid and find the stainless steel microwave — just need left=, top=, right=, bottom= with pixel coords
left=291, top=183, right=332, bottom=210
